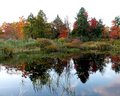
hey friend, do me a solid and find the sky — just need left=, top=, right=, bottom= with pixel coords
left=0, top=0, right=120, bottom=26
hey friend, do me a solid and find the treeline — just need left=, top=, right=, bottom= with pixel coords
left=0, top=10, right=70, bottom=40
left=0, top=7, right=120, bottom=41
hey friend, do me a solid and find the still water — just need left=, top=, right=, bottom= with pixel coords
left=0, top=53, right=120, bottom=96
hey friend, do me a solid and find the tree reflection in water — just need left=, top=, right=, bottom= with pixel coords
left=111, top=55, right=120, bottom=73
left=1, top=53, right=120, bottom=96
left=73, top=53, right=106, bottom=83
left=24, top=58, right=54, bottom=91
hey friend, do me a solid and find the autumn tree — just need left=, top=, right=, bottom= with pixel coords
left=52, top=15, right=70, bottom=38
left=72, top=7, right=104, bottom=41
left=16, top=16, right=26, bottom=39
left=89, top=18, right=104, bottom=40
left=52, top=15, right=63, bottom=38
left=0, top=22, right=17, bottom=39
left=110, top=16, right=120, bottom=39
left=58, top=17, right=70, bottom=38
left=0, top=17, right=26, bottom=40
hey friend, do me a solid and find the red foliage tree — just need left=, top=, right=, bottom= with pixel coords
left=58, top=17, right=70, bottom=38
left=110, top=25, right=120, bottom=39
left=111, top=55, right=120, bottom=69
left=59, top=25, right=69, bottom=38
left=89, top=18, right=98, bottom=28
left=0, top=22, right=17, bottom=39
left=110, top=17, right=120, bottom=39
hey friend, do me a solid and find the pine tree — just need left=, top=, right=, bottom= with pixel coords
left=24, top=13, right=36, bottom=38
left=24, top=10, right=53, bottom=39
left=72, top=7, right=104, bottom=41
left=72, top=7, right=90, bottom=41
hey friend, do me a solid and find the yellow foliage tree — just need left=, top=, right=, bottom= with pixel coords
left=16, top=16, right=26, bottom=39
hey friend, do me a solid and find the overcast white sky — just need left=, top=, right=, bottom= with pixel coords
left=0, top=0, right=120, bottom=26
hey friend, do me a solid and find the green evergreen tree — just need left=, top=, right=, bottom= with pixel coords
left=72, top=7, right=90, bottom=41
left=72, top=7, right=104, bottom=41
left=24, top=13, right=36, bottom=38
left=24, top=10, right=54, bottom=39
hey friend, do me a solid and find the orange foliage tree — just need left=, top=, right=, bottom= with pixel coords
left=16, top=16, right=26, bottom=39
left=0, top=17, right=26, bottom=39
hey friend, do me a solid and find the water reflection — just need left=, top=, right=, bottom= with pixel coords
left=0, top=53, right=120, bottom=96
left=111, top=55, right=120, bottom=73
left=73, top=53, right=106, bottom=83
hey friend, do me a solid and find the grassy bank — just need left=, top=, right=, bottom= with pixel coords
left=0, top=38, right=120, bottom=58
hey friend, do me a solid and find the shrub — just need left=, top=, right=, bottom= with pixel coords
left=1, top=47, right=13, bottom=57
left=25, top=42, right=39, bottom=49
left=36, top=38, right=54, bottom=48
left=97, top=43, right=112, bottom=51
left=63, top=39, right=81, bottom=48
left=36, top=38, right=60, bottom=53
left=57, top=38, right=66, bottom=43
left=80, top=42, right=98, bottom=50
left=44, top=45, right=59, bottom=52
left=79, top=41, right=112, bottom=51
left=64, top=43, right=79, bottom=48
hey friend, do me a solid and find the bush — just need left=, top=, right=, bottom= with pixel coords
left=36, top=38, right=60, bottom=53
left=79, top=41, right=112, bottom=51
left=97, top=43, right=112, bottom=51
left=80, top=42, right=98, bottom=50
left=25, top=42, right=39, bottom=49
left=63, top=39, right=81, bottom=48
left=1, top=47, right=13, bottom=57
left=44, top=45, right=59, bottom=52
left=64, top=43, right=79, bottom=48
left=36, top=38, right=54, bottom=48
left=57, top=38, right=66, bottom=43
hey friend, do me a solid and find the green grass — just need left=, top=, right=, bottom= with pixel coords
left=0, top=38, right=120, bottom=58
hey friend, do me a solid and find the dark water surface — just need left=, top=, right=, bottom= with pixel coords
left=0, top=53, right=120, bottom=96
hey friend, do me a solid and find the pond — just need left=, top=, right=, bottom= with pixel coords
left=0, top=53, right=120, bottom=96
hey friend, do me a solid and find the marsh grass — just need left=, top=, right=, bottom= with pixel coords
left=0, top=39, right=120, bottom=58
